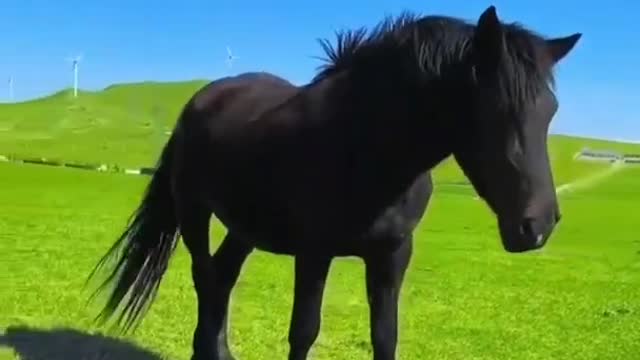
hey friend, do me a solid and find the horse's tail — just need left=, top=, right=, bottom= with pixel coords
left=87, top=131, right=180, bottom=333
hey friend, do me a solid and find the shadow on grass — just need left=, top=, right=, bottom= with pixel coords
left=0, top=325, right=165, bottom=360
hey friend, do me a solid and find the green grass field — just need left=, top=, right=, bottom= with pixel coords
left=1, top=82, right=639, bottom=360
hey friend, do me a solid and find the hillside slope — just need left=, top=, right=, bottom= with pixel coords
left=0, top=81, right=206, bottom=167
left=1, top=80, right=638, bottom=185
left=435, top=134, right=640, bottom=188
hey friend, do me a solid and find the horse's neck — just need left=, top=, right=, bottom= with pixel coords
left=311, top=71, right=454, bottom=193
left=344, top=75, right=454, bottom=171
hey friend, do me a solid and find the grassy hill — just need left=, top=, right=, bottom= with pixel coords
left=1, top=80, right=639, bottom=186
left=0, top=81, right=207, bottom=168
left=436, top=133, right=640, bottom=188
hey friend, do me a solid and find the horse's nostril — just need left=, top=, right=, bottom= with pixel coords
left=555, top=212, right=562, bottom=224
left=519, top=218, right=535, bottom=238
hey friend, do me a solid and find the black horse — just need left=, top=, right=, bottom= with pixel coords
left=88, top=6, right=581, bottom=360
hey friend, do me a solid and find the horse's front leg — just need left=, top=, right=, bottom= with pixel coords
left=287, top=254, right=333, bottom=360
left=364, top=239, right=412, bottom=360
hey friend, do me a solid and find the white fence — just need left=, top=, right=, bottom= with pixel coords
left=576, top=148, right=640, bottom=164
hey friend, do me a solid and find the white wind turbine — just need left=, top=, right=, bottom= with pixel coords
left=66, top=54, right=83, bottom=97
left=225, top=46, right=238, bottom=69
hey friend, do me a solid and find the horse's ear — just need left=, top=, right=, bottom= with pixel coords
left=546, top=33, right=582, bottom=64
left=473, top=6, right=505, bottom=71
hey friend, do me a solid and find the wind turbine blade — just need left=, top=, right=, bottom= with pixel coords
left=227, top=46, right=232, bottom=56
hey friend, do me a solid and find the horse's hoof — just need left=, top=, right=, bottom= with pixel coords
left=190, top=352, right=236, bottom=360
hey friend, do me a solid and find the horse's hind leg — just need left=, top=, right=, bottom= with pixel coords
left=207, top=232, right=252, bottom=359
left=178, top=203, right=253, bottom=360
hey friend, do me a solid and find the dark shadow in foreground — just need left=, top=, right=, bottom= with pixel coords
left=0, top=325, right=165, bottom=360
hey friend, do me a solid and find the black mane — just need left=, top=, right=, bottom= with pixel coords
left=313, top=12, right=426, bottom=81
left=313, top=11, right=556, bottom=112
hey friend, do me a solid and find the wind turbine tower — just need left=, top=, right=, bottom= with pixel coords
left=66, top=54, right=83, bottom=98
left=8, top=76, right=13, bottom=101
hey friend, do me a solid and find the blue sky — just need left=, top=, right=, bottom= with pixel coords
left=1, top=0, right=638, bottom=141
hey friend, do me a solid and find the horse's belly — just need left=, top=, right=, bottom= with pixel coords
left=210, top=198, right=300, bottom=254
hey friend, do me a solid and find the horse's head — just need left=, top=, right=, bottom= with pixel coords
left=453, top=6, right=581, bottom=252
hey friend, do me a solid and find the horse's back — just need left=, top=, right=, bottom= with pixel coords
left=188, top=72, right=299, bottom=129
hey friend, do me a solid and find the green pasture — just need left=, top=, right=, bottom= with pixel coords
left=1, top=160, right=639, bottom=360
left=1, top=81, right=639, bottom=359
